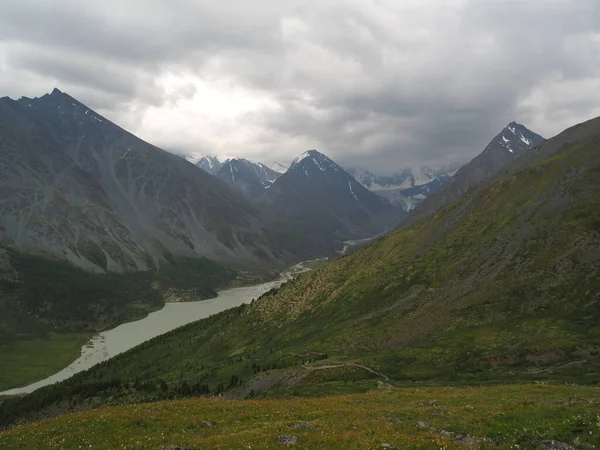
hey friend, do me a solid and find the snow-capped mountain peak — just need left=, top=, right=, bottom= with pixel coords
left=215, top=157, right=282, bottom=197
left=489, top=122, right=545, bottom=159
left=196, top=155, right=224, bottom=175
left=290, top=150, right=312, bottom=167
left=263, top=149, right=403, bottom=239
left=289, top=149, right=342, bottom=175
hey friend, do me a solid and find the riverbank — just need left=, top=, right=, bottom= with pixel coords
left=0, top=257, right=328, bottom=396
left=0, top=253, right=226, bottom=392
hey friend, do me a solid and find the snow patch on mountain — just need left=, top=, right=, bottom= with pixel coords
left=348, top=181, right=360, bottom=204
left=314, top=157, right=327, bottom=172
left=267, top=161, right=289, bottom=173
left=292, top=151, right=311, bottom=167
left=347, top=165, right=457, bottom=212
left=215, top=157, right=283, bottom=197
left=196, top=155, right=224, bottom=174
left=229, top=163, right=236, bottom=184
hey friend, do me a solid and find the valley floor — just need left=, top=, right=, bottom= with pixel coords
left=0, top=333, right=92, bottom=392
left=1, top=384, right=598, bottom=449
left=0, top=258, right=329, bottom=394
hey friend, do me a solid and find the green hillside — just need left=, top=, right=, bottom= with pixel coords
left=2, top=117, right=600, bottom=426
left=2, top=384, right=599, bottom=449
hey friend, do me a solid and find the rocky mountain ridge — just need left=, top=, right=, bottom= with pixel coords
left=217, top=158, right=280, bottom=198
left=261, top=150, right=405, bottom=239
left=0, top=89, right=311, bottom=272
left=409, top=121, right=545, bottom=222
left=195, top=155, right=223, bottom=174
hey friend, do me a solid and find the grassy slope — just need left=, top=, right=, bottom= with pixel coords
left=1, top=118, right=599, bottom=425
left=1, top=384, right=599, bottom=449
left=49, top=118, right=599, bottom=389
left=0, top=251, right=235, bottom=390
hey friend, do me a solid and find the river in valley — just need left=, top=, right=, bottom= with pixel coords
left=0, top=258, right=326, bottom=396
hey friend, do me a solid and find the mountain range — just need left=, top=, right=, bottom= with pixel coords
left=0, top=89, right=550, bottom=329
left=195, top=150, right=405, bottom=239
left=348, top=165, right=456, bottom=191
left=347, top=166, right=456, bottom=211
left=0, top=89, right=342, bottom=356
left=5, top=113, right=598, bottom=429
left=346, top=122, right=542, bottom=214
left=261, top=150, right=405, bottom=239
left=196, top=155, right=454, bottom=212
left=196, top=155, right=288, bottom=177
left=0, top=89, right=332, bottom=273
left=173, top=121, right=546, bottom=247
left=1, top=84, right=599, bottom=450
left=0, top=89, right=404, bottom=362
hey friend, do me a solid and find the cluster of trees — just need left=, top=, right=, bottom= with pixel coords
left=0, top=250, right=163, bottom=338
left=0, top=250, right=237, bottom=342
left=0, top=372, right=248, bottom=428
left=0, top=379, right=123, bottom=426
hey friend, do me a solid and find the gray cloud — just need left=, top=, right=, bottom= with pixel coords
left=1, top=0, right=599, bottom=173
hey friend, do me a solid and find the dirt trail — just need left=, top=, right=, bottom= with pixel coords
left=301, top=361, right=389, bottom=380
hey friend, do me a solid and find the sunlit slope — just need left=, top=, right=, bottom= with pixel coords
left=2, top=385, right=599, bottom=449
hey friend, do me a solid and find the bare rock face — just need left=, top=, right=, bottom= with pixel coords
left=217, top=158, right=281, bottom=198
left=0, top=89, right=305, bottom=272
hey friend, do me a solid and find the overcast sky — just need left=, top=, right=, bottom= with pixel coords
left=1, top=0, right=599, bottom=173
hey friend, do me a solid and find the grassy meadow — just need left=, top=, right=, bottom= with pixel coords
left=0, top=333, right=92, bottom=391
left=1, top=384, right=599, bottom=449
